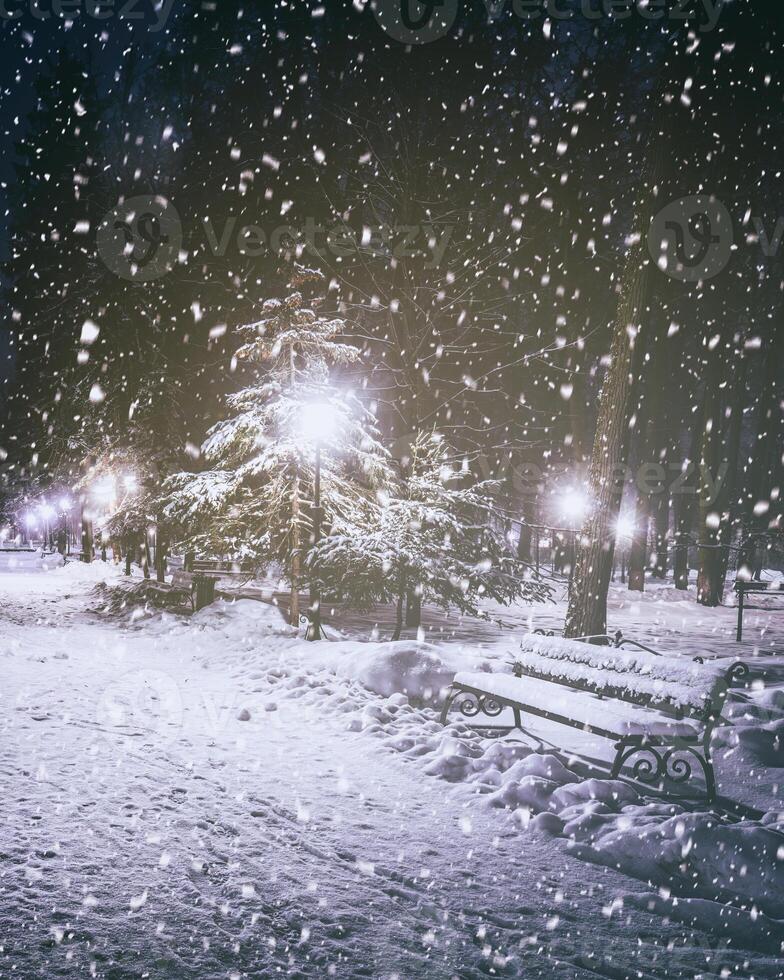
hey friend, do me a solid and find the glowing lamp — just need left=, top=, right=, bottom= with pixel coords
left=93, top=476, right=116, bottom=503
left=299, top=401, right=338, bottom=444
left=558, top=488, right=588, bottom=523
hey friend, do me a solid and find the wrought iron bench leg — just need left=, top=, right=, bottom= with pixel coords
left=610, top=738, right=632, bottom=780
left=439, top=686, right=459, bottom=725
left=611, top=736, right=717, bottom=803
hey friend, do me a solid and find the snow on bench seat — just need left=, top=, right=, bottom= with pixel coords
left=452, top=671, right=702, bottom=739
left=515, top=634, right=725, bottom=712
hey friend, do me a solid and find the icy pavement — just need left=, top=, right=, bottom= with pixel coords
left=1, top=564, right=783, bottom=978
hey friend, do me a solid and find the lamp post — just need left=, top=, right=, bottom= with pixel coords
left=59, top=497, right=71, bottom=555
left=557, top=487, right=589, bottom=582
left=307, top=439, right=324, bottom=641
left=39, top=502, right=56, bottom=551
left=299, top=401, right=338, bottom=642
left=615, top=514, right=635, bottom=584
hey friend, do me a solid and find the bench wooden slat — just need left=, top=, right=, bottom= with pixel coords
left=452, top=673, right=701, bottom=739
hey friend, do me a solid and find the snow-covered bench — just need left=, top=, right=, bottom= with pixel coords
left=189, top=558, right=254, bottom=579
left=440, top=633, right=749, bottom=802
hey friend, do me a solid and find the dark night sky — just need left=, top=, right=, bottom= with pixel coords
left=1, top=0, right=781, bottom=491
left=0, top=4, right=174, bottom=258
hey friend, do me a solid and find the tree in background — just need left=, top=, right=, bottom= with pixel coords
left=164, top=270, right=391, bottom=625
left=312, top=432, right=552, bottom=640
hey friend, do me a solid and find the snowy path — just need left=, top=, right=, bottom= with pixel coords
left=1, top=567, right=782, bottom=978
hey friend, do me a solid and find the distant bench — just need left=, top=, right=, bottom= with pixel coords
left=170, top=558, right=257, bottom=610
left=441, top=632, right=748, bottom=803
left=189, top=558, right=255, bottom=577
left=733, top=580, right=784, bottom=642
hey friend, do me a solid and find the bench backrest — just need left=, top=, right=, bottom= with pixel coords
left=171, top=570, right=194, bottom=589
left=734, top=582, right=784, bottom=594
left=192, top=559, right=254, bottom=573
left=515, top=634, right=748, bottom=721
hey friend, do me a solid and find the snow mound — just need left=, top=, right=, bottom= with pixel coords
left=192, top=597, right=295, bottom=635
left=330, top=641, right=462, bottom=704
left=570, top=810, right=784, bottom=921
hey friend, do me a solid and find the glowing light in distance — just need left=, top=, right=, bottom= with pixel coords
left=299, top=401, right=339, bottom=443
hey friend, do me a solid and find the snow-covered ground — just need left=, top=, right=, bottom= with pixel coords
left=2, top=560, right=784, bottom=978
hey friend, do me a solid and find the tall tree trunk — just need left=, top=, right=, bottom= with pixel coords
left=80, top=505, right=93, bottom=564
left=736, top=326, right=783, bottom=575
left=289, top=348, right=301, bottom=627
left=564, top=261, right=654, bottom=636
left=650, top=492, right=670, bottom=579
left=697, top=341, right=747, bottom=605
left=714, top=356, right=747, bottom=587
left=564, top=48, right=681, bottom=636
left=405, top=589, right=422, bottom=628
left=516, top=495, right=534, bottom=563
left=290, top=470, right=301, bottom=627
left=155, top=526, right=167, bottom=583
left=553, top=532, right=569, bottom=574
left=673, top=488, right=692, bottom=590
left=391, top=569, right=407, bottom=641
left=142, top=532, right=151, bottom=580
left=696, top=346, right=728, bottom=606
left=627, top=497, right=649, bottom=592
left=672, top=414, right=702, bottom=589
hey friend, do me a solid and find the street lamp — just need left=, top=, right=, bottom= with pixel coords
left=558, top=487, right=589, bottom=524
left=24, top=512, right=37, bottom=547
left=93, top=476, right=117, bottom=507
left=299, top=400, right=339, bottom=642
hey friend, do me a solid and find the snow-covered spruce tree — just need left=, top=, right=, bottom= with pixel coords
left=164, top=274, right=391, bottom=625
left=310, top=432, right=552, bottom=640
left=60, top=368, right=192, bottom=575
